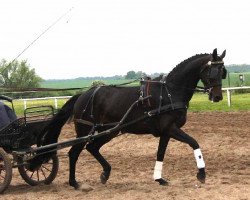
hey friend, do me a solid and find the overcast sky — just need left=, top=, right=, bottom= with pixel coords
left=1, top=0, right=250, bottom=79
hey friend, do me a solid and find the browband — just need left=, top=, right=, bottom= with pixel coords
left=207, top=61, right=224, bottom=66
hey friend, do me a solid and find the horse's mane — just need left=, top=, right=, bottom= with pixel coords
left=141, top=53, right=210, bottom=82
left=167, top=53, right=210, bottom=80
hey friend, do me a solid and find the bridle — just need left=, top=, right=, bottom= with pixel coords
left=139, top=60, right=227, bottom=111
left=200, top=60, right=227, bottom=90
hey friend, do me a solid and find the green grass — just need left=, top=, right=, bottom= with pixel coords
left=189, top=92, right=250, bottom=111
left=41, top=79, right=139, bottom=88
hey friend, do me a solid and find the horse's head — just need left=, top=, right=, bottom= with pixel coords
left=200, top=48, right=227, bottom=102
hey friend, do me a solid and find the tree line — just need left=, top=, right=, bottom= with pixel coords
left=0, top=59, right=162, bottom=88
left=226, top=64, right=250, bottom=73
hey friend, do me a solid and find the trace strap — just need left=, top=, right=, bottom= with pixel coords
left=148, top=102, right=187, bottom=116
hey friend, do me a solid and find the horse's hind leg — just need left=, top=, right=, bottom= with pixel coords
left=68, top=141, right=87, bottom=189
left=86, top=134, right=115, bottom=184
left=170, top=125, right=206, bottom=183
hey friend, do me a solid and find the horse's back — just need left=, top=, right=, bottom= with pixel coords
left=74, top=86, right=140, bottom=119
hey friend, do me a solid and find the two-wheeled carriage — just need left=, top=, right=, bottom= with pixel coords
left=0, top=94, right=152, bottom=193
left=0, top=95, right=59, bottom=193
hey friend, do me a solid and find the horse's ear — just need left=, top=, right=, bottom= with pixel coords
left=212, top=48, right=217, bottom=60
left=221, top=50, right=226, bottom=59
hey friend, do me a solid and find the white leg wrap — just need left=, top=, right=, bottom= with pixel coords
left=194, top=148, right=205, bottom=169
left=153, top=161, right=163, bottom=180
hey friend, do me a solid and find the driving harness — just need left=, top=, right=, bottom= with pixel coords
left=74, top=76, right=188, bottom=133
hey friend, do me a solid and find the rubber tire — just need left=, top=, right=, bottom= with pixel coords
left=0, top=148, right=12, bottom=194
left=18, top=154, right=59, bottom=186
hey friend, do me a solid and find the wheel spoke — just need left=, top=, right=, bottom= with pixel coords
left=30, top=171, right=35, bottom=179
left=42, top=165, right=52, bottom=172
left=17, top=155, right=58, bottom=186
left=37, top=170, right=39, bottom=181
left=40, top=168, right=47, bottom=179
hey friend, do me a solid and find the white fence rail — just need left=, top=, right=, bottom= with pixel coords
left=222, top=86, right=250, bottom=107
left=18, top=86, right=250, bottom=109
left=22, top=96, right=72, bottom=109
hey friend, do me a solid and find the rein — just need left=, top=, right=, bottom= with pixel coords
left=0, top=86, right=86, bottom=92
left=0, top=79, right=140, bottom=93
left=166, top=83, right=209, bottom=93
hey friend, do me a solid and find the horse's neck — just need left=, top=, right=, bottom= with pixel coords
left=166, top=56, right=210, bottom=103
left=167, top=79, right=199, bottom=104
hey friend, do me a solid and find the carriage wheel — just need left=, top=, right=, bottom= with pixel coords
left=0, top=148, right=12, bottom=194
left=18, top=154, right=59, bottom=186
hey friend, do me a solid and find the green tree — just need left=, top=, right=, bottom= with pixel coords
left=0, top=59, right=43, bottom=88
left=125, top=70, right=137, bottom=79
left=136, top=71, right=147, bottom=78
left=91, top=80, right=105, bottom=87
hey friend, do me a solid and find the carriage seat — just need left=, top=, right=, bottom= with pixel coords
left=0, top=101, right=17, bottom=130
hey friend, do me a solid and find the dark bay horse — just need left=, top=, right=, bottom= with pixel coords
left=32, top=48, right=226, bottom=189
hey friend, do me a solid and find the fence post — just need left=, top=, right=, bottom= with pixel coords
left=23, top=99, right=27, bottom=110
left=54, top=98, right=58, bottom=109
left=226, top=89, right=231, bottom=107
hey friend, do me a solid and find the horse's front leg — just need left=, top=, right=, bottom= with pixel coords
left=170, top=125, right=206, bottom=183
left=154, top=133, right=170, bottom=186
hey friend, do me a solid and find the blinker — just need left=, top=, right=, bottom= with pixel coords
left=222, top=67, right=227, bottom=79
left=206, top=60, right=227, bottom=80
left=209, top=67, right=219, bottom=79
left=208, top=67, right=227, bottom=80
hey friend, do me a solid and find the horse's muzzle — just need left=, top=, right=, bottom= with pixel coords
left=209, top=88, right=223, bottom=102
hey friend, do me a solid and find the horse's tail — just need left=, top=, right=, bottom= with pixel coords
left=29, top=93, right=81, bottom=170
left=40, top=93, right=81, bottom=146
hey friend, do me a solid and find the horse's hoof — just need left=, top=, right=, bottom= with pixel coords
left=100, top=171, right=109, bottom=184
left=155, top=178, right=169, bottom=186
left=197, top=169, right=206, bottom=183
left=70, top=181, right=81, bottom=190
